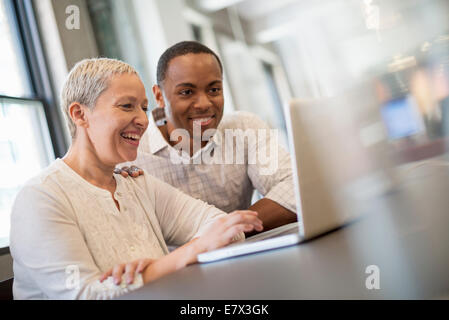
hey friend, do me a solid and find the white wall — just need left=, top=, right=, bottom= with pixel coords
left=130, top=0, right=194, bottom=85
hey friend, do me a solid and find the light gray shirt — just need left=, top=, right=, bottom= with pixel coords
left=127, top=111, right=297, bottom=214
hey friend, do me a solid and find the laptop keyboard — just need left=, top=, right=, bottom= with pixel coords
left=244, top=222, right=299, bottom=243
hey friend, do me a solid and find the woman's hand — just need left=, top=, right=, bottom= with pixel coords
left=99, top=258, right=154, bottom=285
left=196, top=210, right=264, bottom=253
left=136, top=211, right=263, bottom=285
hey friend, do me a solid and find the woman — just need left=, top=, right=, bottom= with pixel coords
left=9, top=58, right=263, bottom=299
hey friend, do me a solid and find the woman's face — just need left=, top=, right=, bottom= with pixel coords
left=85, top=73, right=149, bottom=166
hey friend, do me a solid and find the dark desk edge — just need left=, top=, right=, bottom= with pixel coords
left=0, top=247, right=10, bottom=256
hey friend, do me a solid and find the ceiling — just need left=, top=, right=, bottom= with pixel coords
left=191, top=0, right=306, bottom=43
left=193, top=0, right=301, bottom=20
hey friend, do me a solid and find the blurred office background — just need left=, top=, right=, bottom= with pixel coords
left=1, top=0, right=449, bottom=283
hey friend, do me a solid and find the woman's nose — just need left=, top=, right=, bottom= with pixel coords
left=135, top=108, right=149, bottom=129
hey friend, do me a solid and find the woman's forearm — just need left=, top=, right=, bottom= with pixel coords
left=141, top=211, right=262, bottom=284
left=142, top=238, right=204, bottom=284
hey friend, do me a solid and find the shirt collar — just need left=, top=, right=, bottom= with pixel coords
left=207, top=120, right=225, bottom=147
left=146, top=113, right=169, bottom=154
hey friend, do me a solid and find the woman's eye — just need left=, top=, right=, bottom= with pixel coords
left=142, top=106, right=149, bottom=112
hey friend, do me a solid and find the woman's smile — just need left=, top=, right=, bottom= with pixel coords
left=120, top=130, right=143, bottom=147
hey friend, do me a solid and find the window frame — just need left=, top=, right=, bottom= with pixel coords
left=0, top=0, right=68, bottom=252
left=12, top=0, right=68, bottom=157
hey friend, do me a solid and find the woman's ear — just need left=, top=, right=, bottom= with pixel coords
left=152, top=84, right=165, bottom=108
left=69, top=102, right=89, bottom=129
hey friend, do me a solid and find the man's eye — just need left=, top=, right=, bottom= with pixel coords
left=121, top=104, right=133, bottom=109
left=179, top=89, right=193, bottom=96
left=209, top=87, right=222, bottom=94
left=142, top=106, right=149, bottom=112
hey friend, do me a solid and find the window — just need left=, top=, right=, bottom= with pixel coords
left=0, top=98, right=54, bottom=248
left=0, top=0, right=63, bottom=250
left=191, top=24, right=203, bottom=42
left=0, top=0, right=31, bottom=97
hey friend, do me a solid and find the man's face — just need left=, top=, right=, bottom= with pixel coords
left=153, top=53, right=224, bottom=140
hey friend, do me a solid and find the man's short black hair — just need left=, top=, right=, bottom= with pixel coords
left=156, top=41, right=223, bottom=86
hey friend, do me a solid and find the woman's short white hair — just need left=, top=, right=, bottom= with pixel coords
left=61, top=57, right=139, bottom=138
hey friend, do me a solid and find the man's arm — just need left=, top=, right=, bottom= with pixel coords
left=245, top=198, right=297, bottom=237
left=242, top=112, right=298, bottom=236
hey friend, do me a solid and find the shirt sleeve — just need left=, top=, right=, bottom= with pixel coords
left=145, top=175, right=244, bottom=246
left=242, top=112, right=298, bottom=214
left=10, top=184, right=143, bottom=300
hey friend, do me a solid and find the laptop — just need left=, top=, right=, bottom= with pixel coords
left=198, top=91, right=393, bottom=263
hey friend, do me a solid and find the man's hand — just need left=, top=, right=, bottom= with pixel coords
left=114, top=165, right=144, bottom=178
left=245, top=198, right=297, bottom=237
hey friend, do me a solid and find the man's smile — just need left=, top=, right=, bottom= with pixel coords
left=188, top=115, right=215, bottom=126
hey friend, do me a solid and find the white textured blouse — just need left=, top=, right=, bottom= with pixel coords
left=10, top=159, right=232, bottom=300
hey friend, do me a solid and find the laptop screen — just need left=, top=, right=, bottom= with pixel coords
left=380, top=95, right=424, bottom=140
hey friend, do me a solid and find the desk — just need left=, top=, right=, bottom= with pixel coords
left=118, top=165, right=449, bottom=299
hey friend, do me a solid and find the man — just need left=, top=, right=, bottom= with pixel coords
left=122, top=41, right=297, bottom=235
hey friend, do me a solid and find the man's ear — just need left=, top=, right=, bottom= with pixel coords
left=69, top=102, right=89, bottom=129
left=152, top=84, right=165, bottom=108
